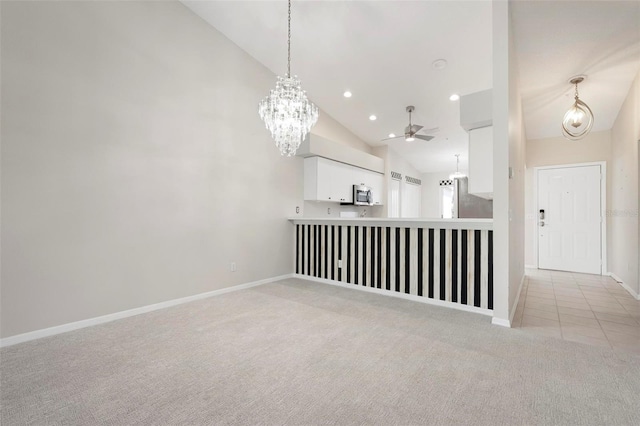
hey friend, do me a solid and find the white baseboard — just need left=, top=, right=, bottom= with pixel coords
left=607, top=272, right=640, bottom=300
left=491, top=317, right=511, bottom=327
left=491, top=273, right=525, bottom=329
left=524, top=264, right=537, bottom=270
left=294, top=274, right=493, bottom=317
left=509, top=274, right=526, bottom=324
left=0, top=274, right=293, bottom=348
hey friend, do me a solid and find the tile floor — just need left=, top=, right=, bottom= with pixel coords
left=512, top=269, right=640, bottom=355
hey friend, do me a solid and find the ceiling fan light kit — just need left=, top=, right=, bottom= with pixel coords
left=561, top=75, right=594, bottom=141
left=258, top=0, right=318, bottom=156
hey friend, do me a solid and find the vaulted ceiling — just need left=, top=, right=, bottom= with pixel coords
left=511, top=1, right=640, bottom=141
left=182, top=1, right=640, bottom=172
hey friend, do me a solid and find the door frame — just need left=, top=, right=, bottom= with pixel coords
left=533, top=161, right=607, bottom=275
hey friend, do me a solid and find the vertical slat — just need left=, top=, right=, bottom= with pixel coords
left=428, top=228, right=434, bottom=299
left=324, top=225, right=329, bottom=279
left=445, top=229, right=452, bottom=301
left=381, top=226, right=388, bottom=290
left=410, top=228, right=418, bottom=295
left=361, top=227, right=366, bottom=286
left=388, top=227, right=395, bottom=291
left=377, top=227, right=382, bottom=289
left=319, top=225, right=325, bottom=278
left=327, top=225, right=336, bottom=280
left=318, top=225, right=322, bottom=278
left=363, top=226, right=374, bottom=287
left=481, top=230, right=488, bottom=309
left=417, top=228, right=424, bottom=296
left=309, top=225, right=315, bottom=276
left=352, top=226, right=357, bottom=284
left=395, top=227, right=401, bottom=292
left=433, top=228, right=440, bottom=300
left=457, top=229, right=462, bottom=304
left=339, top=226, right=345, bottom=282
left=398, top=227, right=405, bottom=293
left=346, top=226, right=352, bottom=283
left=451, top=229, right=458, bottom=303
left=488, top=230, right=494, bottom=310
left=439, top=229, right=446, bottom=301
left=461, top=229, right=468, bottom=305
left=467, top=230, right=475, bottom=306
left=474, top=229, right=482, bottom=308
left=351, top=226, right=362, bottom=284
left=306, top=224, right=311, bottom=276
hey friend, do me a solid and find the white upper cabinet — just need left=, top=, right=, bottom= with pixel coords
left=468, top=126, right=493, bottom=199
left=304, top=157, right=384, bottom=204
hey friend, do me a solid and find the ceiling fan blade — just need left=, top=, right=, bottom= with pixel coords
left=414, top=134, right=435, bottom=142
left=380, top=135, right=404, bottom=141
left=405, top=124, right=423, bottom=134
left=419, top=127, right=439, bottom=134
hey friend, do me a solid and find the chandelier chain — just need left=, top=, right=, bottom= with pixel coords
left=287, top=0, right=291, bottom=77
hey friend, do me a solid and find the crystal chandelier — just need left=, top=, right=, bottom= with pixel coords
left=258, top=0, right=318, bottom=157
left=562, top=76, right=594, bottom=140
left=450, top=154, right=466, bottom=179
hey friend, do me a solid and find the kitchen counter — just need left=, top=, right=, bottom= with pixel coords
left=288, top=217, right=493, bottom=230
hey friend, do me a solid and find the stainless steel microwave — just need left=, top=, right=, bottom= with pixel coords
left=353, top=184, right=373, bottom=206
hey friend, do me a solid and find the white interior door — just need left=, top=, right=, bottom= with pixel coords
left=537, top=165, right=602, bottom=274
left=401, top=182, right=421, bottom=217
left=389, top=178, right=400, bottom=218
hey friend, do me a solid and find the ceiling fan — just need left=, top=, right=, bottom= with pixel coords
left=383, top=106, right=438, bottom=142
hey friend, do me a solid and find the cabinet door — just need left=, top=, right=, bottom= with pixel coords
left=370, top=172, right=384, bottom=205
left=316, top=158, right=335, bottom=201
left=330, top=160, right=354, bottom=202
left=468, top=126, right=493, bottom=198
left=315, top=157, right=353, bottom=202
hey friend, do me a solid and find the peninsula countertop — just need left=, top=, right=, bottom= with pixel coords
left=288, top=217, right=493, bottom=230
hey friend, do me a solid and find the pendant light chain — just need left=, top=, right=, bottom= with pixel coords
left=287, top=0, right=291, bottom=78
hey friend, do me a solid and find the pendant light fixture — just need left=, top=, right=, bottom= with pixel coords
left=561, top=76, right=594, bottom=140
left=258, top=0, right=318, bottom=157
left=449, top=154, right=466, bottom=180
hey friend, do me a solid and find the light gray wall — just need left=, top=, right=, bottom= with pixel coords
left=524, top=130, right=612, bottom=267
left=609, top=69, right=639, bottom=295
left=492, top=1, right=526, bottom=323
left=0, top=1, right=368, bottom=338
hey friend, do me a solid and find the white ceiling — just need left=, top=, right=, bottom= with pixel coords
left=511, top=1, right=640, bottom=140
left=182, top=1, right=640, bottom=172
left=182, top=0, right=493, bottom=173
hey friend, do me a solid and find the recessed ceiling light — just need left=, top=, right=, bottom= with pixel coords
left=388, top=133, right=396, bottom=138
left=432, top=59, right=448, bottom=70
left=343, top=91, right=352, bottom=98
left=369, top=115, right=377, bottom=121
left=449, top=94, right=460, bottom=101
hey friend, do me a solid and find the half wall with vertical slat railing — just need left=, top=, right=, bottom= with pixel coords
left=290, top=219, right=493, bottom=313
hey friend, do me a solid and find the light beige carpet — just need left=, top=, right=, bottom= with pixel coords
left=2, top=278, right=640, bottom=425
